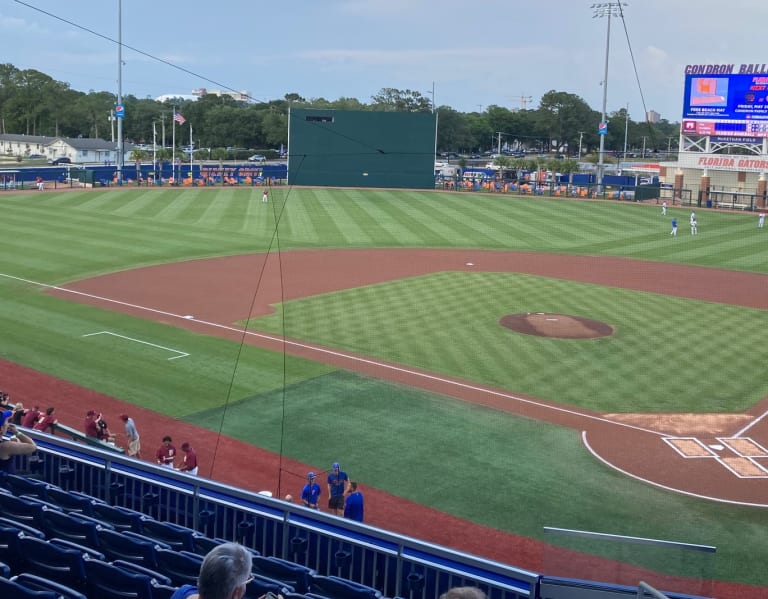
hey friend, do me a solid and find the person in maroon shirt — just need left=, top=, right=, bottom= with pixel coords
left=84, top=410, right=99, bottom=438
left=33, top=407, right=58, bottom=433
left=21, top=405, right=41, bottom=428
left=178, top=442, right=199, bottom=475
left=155, top=435, right=176, bottom=468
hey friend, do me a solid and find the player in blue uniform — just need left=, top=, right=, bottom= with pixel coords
left=327, top=461, right=350, bottom=516
left=301, top=472, right=321, bottom=509
left=670, top=217, right=678, bottom=236
left=343, top=481, right=364, bottom=523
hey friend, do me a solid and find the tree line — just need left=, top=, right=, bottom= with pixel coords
left=0, top=64, right=680, bottom=158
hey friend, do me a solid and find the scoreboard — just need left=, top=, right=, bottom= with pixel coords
left=682, top=70, right=768, bottom=138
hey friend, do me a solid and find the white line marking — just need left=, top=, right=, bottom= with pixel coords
left=0, top=271, right=672, bottom=437
left=582, top=431, right=768, bottom=508
left=733, top=409, right=768, bottom=438
left=81, top=331, right=189, bottom=360
left=662, top=436, right=716, bottom=458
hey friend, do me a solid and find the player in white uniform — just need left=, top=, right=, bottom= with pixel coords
left=661, top=201, right=667, bottom=215
left=690, top=211, right=697, bottom=235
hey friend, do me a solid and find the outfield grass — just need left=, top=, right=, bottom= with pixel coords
left=1, top=187, right=767, bottom=586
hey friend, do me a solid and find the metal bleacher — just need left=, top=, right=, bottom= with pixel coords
left=5, top=429, right=538, bottom=599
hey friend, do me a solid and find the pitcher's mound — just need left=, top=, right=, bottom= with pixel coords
left=500, top=313, right=614, bottom=339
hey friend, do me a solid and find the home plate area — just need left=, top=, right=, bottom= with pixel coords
left=664, top=436, right=768, bottom=478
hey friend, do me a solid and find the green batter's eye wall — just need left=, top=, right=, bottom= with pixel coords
left=287, top=108, right=437, bottom=189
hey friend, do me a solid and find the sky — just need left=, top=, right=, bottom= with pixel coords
left=2, top=0, right=767, bottom=124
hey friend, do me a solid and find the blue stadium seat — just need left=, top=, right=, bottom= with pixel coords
left=0, top=575, right=59, bottom=598
left=244, top=572, right=296, bottom=598
left=252, top=554, right=315, bottom=593
left=18, top=536, right=87, bottom=591
left=45, top=487, right=98, bottom=516
left=2, top=473, right=50, bottom=499
left=139, top=517, right=197, bottom=551
left=97, top=528, right=165, bottom=569
left=309, top=575, right=382, bottom=599
left=0, top=559, right=9, bottom=578
left=40, top=509, right=105, bottom=547
left=154, top=548, right=203, bottom=586
left=112, top=559, right=174, bottom=587
left=0, top=493, right=48, bottom=527
left=12, top=572, right=87, bottom=599
left=0, top=515, right=46, bottom=539
left=84, top=559, right=155, bottom=599
left=48, top=537, right=106, bottom=562
left=92, top=502, right=145, bottom=532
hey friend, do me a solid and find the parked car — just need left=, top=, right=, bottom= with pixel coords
left=28, top=153, right=45, bottom=159
left=248, top=154, right=266, bottom=162
left=48, top=157, right=71, bottom=165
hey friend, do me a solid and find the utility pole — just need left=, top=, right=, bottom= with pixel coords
left=510, top=94, right=533, bottom=110
left=623, top=102, right=629, bottom=161
left=642, top=135, right=647, bottom=158
left=578, top=131, right=584, bottom=160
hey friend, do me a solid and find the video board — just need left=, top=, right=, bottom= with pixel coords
left=681, top=70, right=768, bottom=138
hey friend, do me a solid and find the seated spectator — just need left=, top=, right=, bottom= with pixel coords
left=33, top=407, right=58, bottom=433
left=170, top=542, right=253, bottom=599
left=0, top=410, right=38, bottom=473
left=11, top=402, right=25, bottom=425
left=21, top=405, right=41, bottom=428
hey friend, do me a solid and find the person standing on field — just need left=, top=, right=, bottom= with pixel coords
left=178, top=442, right=199, bottom=475
left=327, top=461, right=349, bottom=516
left=301, top=472, right=321, bottom=509
left=670, top=217, right=678, bottom=237
left=759, top=212, right=765, bottom=228
left=156, top=435, right=176, bottom=468
left=262, top=189, right=268, bottom=203
left=121, top=413, right=141, bottom=458
left=343, top=481, right=364, bottom=523
left=661, top=200, right=667, bottom=215
left=690, top=211, right=698, bottom=235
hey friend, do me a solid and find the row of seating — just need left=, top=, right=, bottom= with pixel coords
left=0, top=472, right=385, bottom=599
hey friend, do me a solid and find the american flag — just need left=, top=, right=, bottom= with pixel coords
left=173, top=112, right=186, bottom=125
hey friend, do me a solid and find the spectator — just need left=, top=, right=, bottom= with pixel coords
left=33, top=407, right=58, bottom=433
left=21, top=405, right=41, bottom=428
left=120, top=413, right=141, bottom=458
left=84, top=410, right=99, bottom=438
left=327, top=461, right=349, bottom=516
left=343, top=481, right=364, bottom=523
left=178, top=442, right=198, bottom=475
left=301, top=472, right=321, bottom=509
left=156, top=435, right=176, bottom=468
left=0, top=410, right=38, bottom=473
left=11, top=402, right=25, bottom=425
left=169, top=542, right=253, bottom=599
left=96, top=414, right=113, bottom=442
left=439, top=587, right=488, bottom=599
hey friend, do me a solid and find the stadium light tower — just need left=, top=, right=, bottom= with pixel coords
left=591, top=2, right=627, bottom=193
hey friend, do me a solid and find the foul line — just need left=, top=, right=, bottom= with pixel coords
left=582, top=431, right=768, bottom=508
left=733, top=409, right=768, bottom=438
left=1, top=271, right=668, bottom=437
left=82, top=331, right=189, bottom=360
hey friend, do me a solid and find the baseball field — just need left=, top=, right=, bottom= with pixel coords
left=1, top=186, right=767, bottom=595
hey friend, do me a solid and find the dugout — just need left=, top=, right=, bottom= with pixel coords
left=287, top=108, right=437, bottom=189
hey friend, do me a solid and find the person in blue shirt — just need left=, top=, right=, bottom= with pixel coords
left=343, top=481, right=364, bottom=523
left=301, top=471, right=321, bottom=509
left=327, top=461, right=349, bottom=516
left=670, top=217, right=678, bottom=237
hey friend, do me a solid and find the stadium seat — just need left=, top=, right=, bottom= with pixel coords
left=48, top=537, right=106, bottom=561
left=97, top=528, right=166, bottom=569
left=243, top=572, right=296, bottom=598
left=92, top=502, right=145, bottom=532
left=0, top=515, right=46, bottom=539
left=139, top=517, right=197, bottom=551
left=40, top=509, right=107, bottom=547
left=252, top=555, right=314, bottom=593
left=11, top=574, right=86, bottom=599
left=0, top=575, right=59, bottom=598
left=84, top=559, right=155, bottom=599
left=2, top=473, right=50, bottom=499
left=0, top=493, right=49, bottom=527
left=309, top=575, right=382, bottom=599
left=112, top=559, right=174, bottom=587
left=18, top=535, right=87, bottom=591
left=154, top=548, right=203, bottom=586
left=0, top=559, right=9, bottom=578
left=45, top=487, right=97, bottom=516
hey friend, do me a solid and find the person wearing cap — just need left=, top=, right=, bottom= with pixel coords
left=120, top=413, right=141, bottom=458
left=84, top=410, right=100, bottom=438
left=0, top=409, right=38, bottom=473
left=327, top=461, right=350, bottom=516
left=301, top=471, right=321, bottom=509
left=156, top=435, right=176, bottom=468
left=343, top=481, right=364, bottom=523
left=178, top=442, right=198, bottom=475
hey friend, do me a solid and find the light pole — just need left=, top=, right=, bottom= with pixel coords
left=578, top=131, right=584, bottom=160
left=592, top=2, right=626, bottom=192
left=623, top=102, right=629, bottom=161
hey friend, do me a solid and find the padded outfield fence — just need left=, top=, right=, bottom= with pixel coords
left=6, top=430, right=715, bottom=599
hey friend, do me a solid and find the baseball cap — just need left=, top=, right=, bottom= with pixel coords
left=307, top=472, right=316, bottom=480
left=181, top=442, right=191, bottom=451
left=86, top=410, right=96, bottom=417
left=0, top=410, right=12, bottom=426
left=120, top=413, right=129, bottom=421
left=332, top=462, right=340, bottom=470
